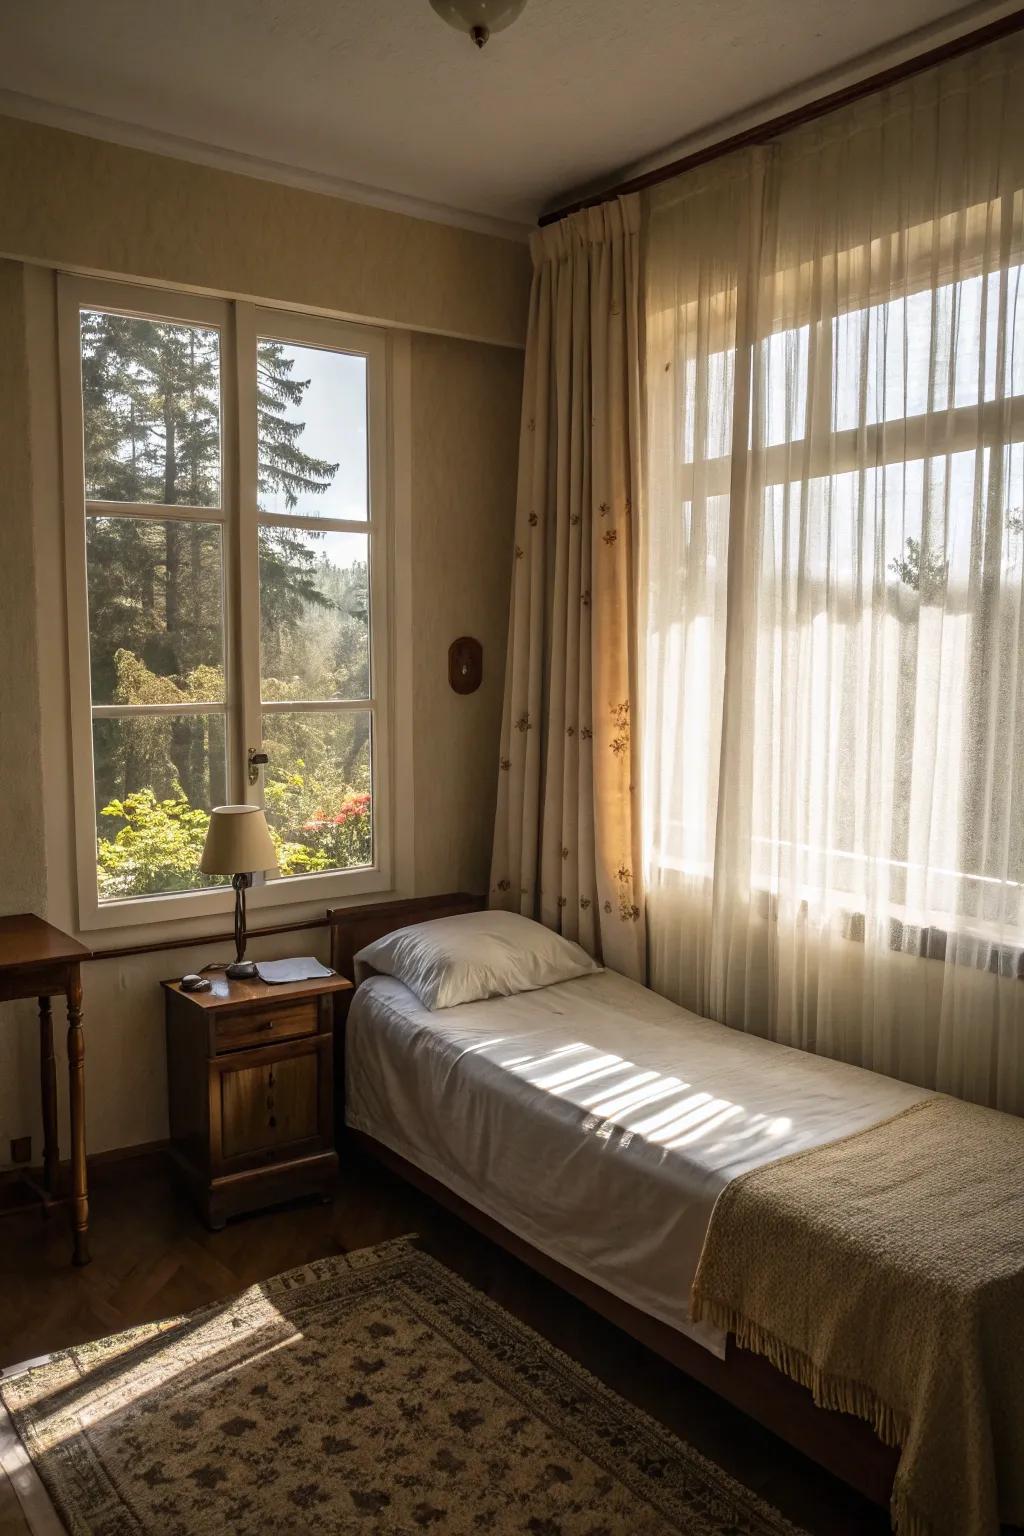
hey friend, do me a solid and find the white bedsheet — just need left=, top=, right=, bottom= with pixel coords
left=346, top=968, right=930, bottom=1356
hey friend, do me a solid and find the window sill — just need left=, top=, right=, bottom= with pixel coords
left=77, top=864, right=393, bottom=934
left=650, top=862, right=1024, bottom=978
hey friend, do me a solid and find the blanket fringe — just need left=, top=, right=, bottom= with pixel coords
left=692, top=1294, right=929, bottom=1536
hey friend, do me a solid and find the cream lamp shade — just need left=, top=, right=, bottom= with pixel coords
left=200, top=806, right=278, bottom=876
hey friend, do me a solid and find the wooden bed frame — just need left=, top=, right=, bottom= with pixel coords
left=327, top=893, right=898, bottom=1510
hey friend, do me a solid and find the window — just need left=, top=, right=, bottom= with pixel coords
left=59, top=279, right=391, bottom=927
left=642, top=47, right=1024, bottom=1113
left=746, top=246, right=1024, bottom=935
left=645, top=190, right=1024, bottom=951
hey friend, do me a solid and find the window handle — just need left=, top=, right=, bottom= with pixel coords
left=248, top=747, right=269, bottom=786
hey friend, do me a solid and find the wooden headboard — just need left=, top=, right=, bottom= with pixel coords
left=327, top=892, right=486, bottom=984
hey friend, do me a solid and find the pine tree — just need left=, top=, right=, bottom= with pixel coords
left=256, top=339, right=341, bottom=634
left=83, top=316, right=341, bottom=813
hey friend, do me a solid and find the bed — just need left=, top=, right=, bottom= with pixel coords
left=329, top=894, right=902, bottom=1499
left=330, top=895, right=1024, bottom=1536
left=343, top=964, right=927, bottom=1357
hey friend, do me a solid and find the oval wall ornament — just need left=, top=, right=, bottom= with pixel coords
left=448, top=636, right=483, bottom=693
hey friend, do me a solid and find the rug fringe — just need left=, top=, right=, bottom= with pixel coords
left=690, top=1296, right=928, bottom=1536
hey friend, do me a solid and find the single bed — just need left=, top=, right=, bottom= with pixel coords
left=344, top=964, right=928, bottom=1357
left=330, top=895, right=1024, bottom=1536
left=329, top=893, right=906, bottom=1507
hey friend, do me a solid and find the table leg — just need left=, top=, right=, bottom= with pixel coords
left=66, top=968, right=90, bottom=1266
left=38, top=996, right=59, bottom=1196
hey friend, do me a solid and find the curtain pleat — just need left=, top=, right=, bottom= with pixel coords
left=491, top=198, right=646, bottom=980
left=643, top=36, right=1024, bottom=1112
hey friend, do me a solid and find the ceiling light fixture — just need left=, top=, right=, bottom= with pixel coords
left=428, top=0, right=528, bottom=50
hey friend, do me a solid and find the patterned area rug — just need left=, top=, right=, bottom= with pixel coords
left=1, top=1238, right=806, bottom=1535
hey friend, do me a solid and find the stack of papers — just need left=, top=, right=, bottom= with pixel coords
left=254, top=957, right=335, bottom=984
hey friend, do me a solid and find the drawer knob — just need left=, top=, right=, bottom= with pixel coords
left=262, top=1020, right=275, bottom=1030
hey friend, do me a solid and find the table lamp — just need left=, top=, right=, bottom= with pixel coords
left=200, top=806, right=278, bottom=979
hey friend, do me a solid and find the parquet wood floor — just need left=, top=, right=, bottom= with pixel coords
left=0, top=1145, right=888, bottom=1536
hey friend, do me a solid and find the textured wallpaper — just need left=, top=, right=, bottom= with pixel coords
left=0, top=115, right=530, bottom=348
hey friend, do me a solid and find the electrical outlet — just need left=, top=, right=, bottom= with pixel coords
left=10, top=1136, right=31, bottom=1165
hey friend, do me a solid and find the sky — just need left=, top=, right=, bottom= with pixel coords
left=259, top=340, right=368, bottom=521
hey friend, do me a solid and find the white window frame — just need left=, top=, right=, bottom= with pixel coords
left=59, top=275, right=394, bottom=930
left=647, top=198, right=1024, bottom=946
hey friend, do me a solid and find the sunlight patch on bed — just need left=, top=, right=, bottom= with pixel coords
left=581, top=1070, right=660, bottom=1107
left=531, top=1054, right=624, bottom=1091
left=587, top=1075, right=688, bottom=1119
left=504, top=1042, right=590, bottom=1074
left=663, top=1101, right=744, bottom=1147
left=642, top=1094, right=737, bottom=1143
left=487, top=1036, right=803, bottom=1160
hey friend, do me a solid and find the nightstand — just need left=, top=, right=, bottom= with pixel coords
left=162, top=970, right=352, bottom=1229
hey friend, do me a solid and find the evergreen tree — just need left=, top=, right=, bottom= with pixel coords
left=257, top=338, right=340, bottom=635
left=82, top=310, right=220, bottom=507
left=83, top=315, right=343, bottom=833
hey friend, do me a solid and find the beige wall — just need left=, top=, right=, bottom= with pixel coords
left=0, top=115, right=528, bottom=348
left=411, top=333, right=521, bottom=893
left=0, top=263, right=47, bottom=917
left=0, top=121, right=525, bottom=1162
left=0, top=262, right=52, bottom=1149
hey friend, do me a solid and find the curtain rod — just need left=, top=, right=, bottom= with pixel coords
left=539, top=7, right=1024, bottom=227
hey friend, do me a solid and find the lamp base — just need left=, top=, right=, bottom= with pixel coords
left=226, top=960, right=258, bottom=980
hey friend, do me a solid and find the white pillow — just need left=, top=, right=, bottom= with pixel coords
left=354, top=909, right=601, bottom=1010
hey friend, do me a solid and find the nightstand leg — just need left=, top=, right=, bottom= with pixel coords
left=67, top=969, right=90, bottom=1266
left=205, top=1197, right=227, bottom=1232
left=39, top=996, right=59, bottom=1196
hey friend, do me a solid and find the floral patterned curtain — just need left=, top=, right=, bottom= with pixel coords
left=490, top=196, right=646, bottom=981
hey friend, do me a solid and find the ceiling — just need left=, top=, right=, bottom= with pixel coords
left=0, top=0, right=1009, bottom=238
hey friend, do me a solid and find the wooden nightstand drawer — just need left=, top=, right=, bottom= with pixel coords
left=214, top=1001, right=317, bottom=1053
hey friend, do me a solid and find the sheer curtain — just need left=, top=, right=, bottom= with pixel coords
left=643, top=36, right=1024, bottom=1113
left=491, top=198, right=646, bottom=980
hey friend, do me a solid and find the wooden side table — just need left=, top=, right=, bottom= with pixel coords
left=163, top=969, right=352, bottom=1229
left=0, top=915, right=92, bottom=1265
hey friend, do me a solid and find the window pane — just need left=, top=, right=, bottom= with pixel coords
left=261, top=710, right=372, bottom=876
left=81, top=311, right=221, bottom=506
left=832, top=265, right=1024, bottom=432
left=93, top=714, right=228, bottom=901
left=259, top=528, right=369, bottom=702
left=760, top=325, right=808, bottom=447
left=86, top=517, right=225, bottom=705
left=760, top=450, right=984, bottom=598
left=256, top=340, right=367, bottom=520
left=683, top=347, right=735, bottom=465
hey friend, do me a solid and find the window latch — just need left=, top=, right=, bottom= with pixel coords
left=247, top=747, right=269, bottom=786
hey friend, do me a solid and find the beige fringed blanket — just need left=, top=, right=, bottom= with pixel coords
left=691, top=1095, right=1024, bottom=1536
